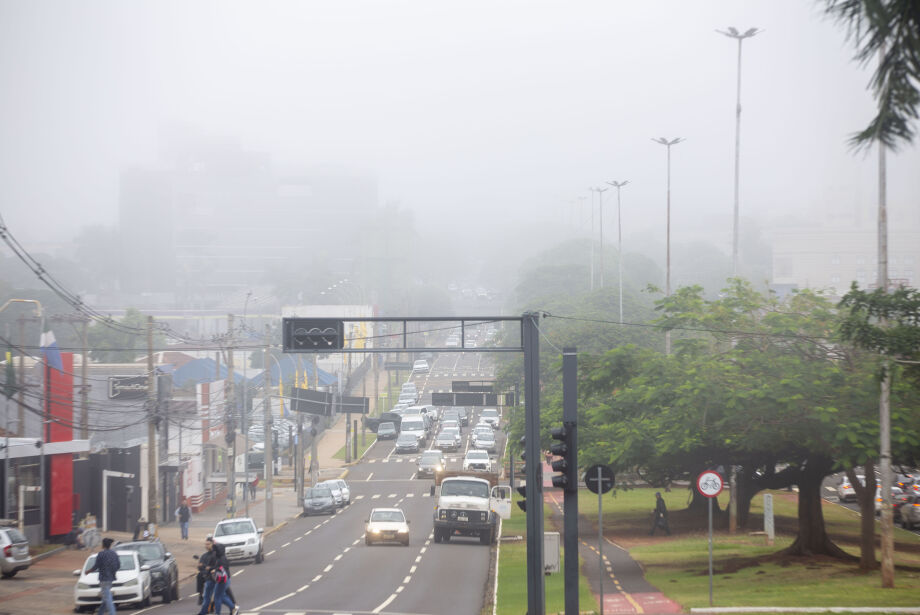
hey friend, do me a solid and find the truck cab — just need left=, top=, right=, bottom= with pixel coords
left=432, top=473, right=511, bottom=545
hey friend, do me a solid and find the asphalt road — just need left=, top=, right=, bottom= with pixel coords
left=132, top=350, right=505, bottom=615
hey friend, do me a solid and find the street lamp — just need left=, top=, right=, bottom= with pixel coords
left=606, top=180, right=629, bottom=323
left=652, top=137, right=684, bottom=355
left=592, top=187, right=609, bottom=287
left=240, top=291, right=257, bottom=517
left=717, top=26, right=760, bottom=276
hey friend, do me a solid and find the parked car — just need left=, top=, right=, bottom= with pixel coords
left=417, top=450, right=445, bottom=478
left=413, top=360, right=430, bottom=373
left=326, top=479, right=351, bottom=505
left=395, top=432, right=420, bottom=454
left=0, top=522, right=31, bottom=578
left=836, top=475, right=864, bottom=502
left=365, top=508, right=410, bottom=546
left=377, top=422, right=398, bottom=440
left=303, top=486, right=336, bottom=516
left=114, top=540, right=179, bottom=603
left=73, top=550, right=151, bottom=611
left=212, top=517, right=264, bottom=564
left=319, top=480, right=345, bottom=507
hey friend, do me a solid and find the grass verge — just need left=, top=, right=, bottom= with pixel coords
left=333, top=435, right=377, bottom=461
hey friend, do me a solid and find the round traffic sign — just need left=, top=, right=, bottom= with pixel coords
left=696, top=471, right=724, bottom=498
left=584, top=464, right=615, bottom=494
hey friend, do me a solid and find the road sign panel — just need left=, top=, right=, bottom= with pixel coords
left=584, top=464, right=615, bottom=494
left=696, top=471, right=724, bottom=498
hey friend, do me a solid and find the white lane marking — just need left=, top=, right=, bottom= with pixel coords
left=355, top=494, right=365, bottom=500
left=396, top=585, right=405, bottom=593
left=312, top=574, right=322, bottom=582
left=388, top=493, right=397, bottom=498
left=266, top=550, right=276, bottom=556
left=233, top=569, right=244, bottom=577
left=409, top=472, right=417, bottom=480
left=367, top=473, right=374, bottom=481
left=420, top=546, right=427, bottom=554
left=406, top=493, right=415, bottom=498
left=323, top=564, right=333, bottom=572
left=372, top=494, right=380, bottom=499
left=304, top=530, right=312, bottom=535
left=410, top=565, right=417, bottom=573
left=373, top=593, right=398, bottom=613
left=334, top=554, right=343, bottom=561
left=368, top=459, right=377, bottom=463
left=353, top=538, right=362, bottom=546
left=403, top=575, right=411, bottom=584
left=253, top=592, right=296, bottom=610
left=297, top=583, right=310, bottom=592
left=282, top=541, right=291, bottom=548
left=343, top=547, right=351, bottom=553
left=415, top=555, right=422, bottom=563
left=294, top=536, right=302, bottom=542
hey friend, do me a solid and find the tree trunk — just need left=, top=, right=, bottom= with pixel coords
left=848, top=463, right=879, bottom=570
left=782, top=458, right=856, bottom=559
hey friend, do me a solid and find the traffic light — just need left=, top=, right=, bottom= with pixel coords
left=550, top=422, right=577, bottom=492
left=282, top=318, right=345, bottom=352
left=516, top=436, right=528, bottom=511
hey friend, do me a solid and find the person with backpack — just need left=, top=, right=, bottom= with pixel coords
left=196, top=537, right=239, bottom=615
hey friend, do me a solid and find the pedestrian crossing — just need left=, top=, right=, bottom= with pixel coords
left=366, top=456, right=463, bottom=464
left=354, top=493, right=430, bottom=500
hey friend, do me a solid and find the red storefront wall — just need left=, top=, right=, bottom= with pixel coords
left=48, top=353, right=74, bottom=536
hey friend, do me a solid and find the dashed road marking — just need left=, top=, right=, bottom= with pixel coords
left=266, top=550, right=276, bottom=556
left=312, top=574, right=322, bottom=582
left=297, top=583, right=310, bottom=592
left=233, top=569, right=244, bottom=577
left=282, top=541, right=291, bottom=548
left=294, top=536, right=302, bottom=542
left=253, top=591, right=295, bottom=610
left=323, top=564, right=333, bottom=572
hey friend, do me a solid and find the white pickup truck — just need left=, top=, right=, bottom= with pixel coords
left=432, top=473, right=511, bottom=545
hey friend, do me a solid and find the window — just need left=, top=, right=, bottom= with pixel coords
left=831, top=255, right=841, bottom=265
left=856, top=256, right=866, bottom=265
left=831, top=276, right=841, bottom=284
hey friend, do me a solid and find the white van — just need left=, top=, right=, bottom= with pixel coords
left=400, top=415, right=427, bottom=445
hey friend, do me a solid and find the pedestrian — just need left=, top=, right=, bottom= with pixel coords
left=249, top=477, right=257, bottom=500
left=649, top=491, right=671, bottom=536
left=197, top=537, right=239, bottom=615
left=88, top=537, right=120, bottom=615
left=211, top=540, right=238, bottom=608
left=176, top=498, right=192, bottom=540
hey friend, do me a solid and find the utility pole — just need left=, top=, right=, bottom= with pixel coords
left=17, top=317, right=25, bottom=436
left=595, top=187, right=609, bottom=287
left=652, top=136, right=684, bottom=355
left=146, top=316, right=158, bottom=526
left=80, top=318, right=89, bottom=440
left=588, top=189, right=595, bottom=291
left=878, top=137, right=894, bottom=588
left=226, top=314, right=236, bottom=518
left=607, top=180, right=629, bottom=323
left=263, top=325, right=274, bottom=526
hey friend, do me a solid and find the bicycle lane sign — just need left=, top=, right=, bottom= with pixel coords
left=696, top=470, right=724, bottom=498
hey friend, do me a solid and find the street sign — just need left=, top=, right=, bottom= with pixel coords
left=384, top=361, right=413, bottom=371
left=583, top=464, right=615, bottom=494
left=108, top=375, right=148, bottom=400
left=290, top=387, right=332, bottom=416
left=341, top=395, right=369, bottom=414
left=431, top=392, right=515, bottom=407
left=696, top=471, right=724, bottom=498
left=282, top=318, right=344, bottom=351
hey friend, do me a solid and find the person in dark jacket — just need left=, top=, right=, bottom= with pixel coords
left=197, top=538, right=238, bottom=615
left=649, top=491, right=671, bottom=536
left=176, top=498, right=192, bottom=540
left=88, top=537, right=120, bottom=615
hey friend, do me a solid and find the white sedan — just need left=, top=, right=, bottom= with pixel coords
left=365, top=507, right=411, bottom=546
left=413, top=360, right=430, bottom=373
left=462, top=449, right=492, bottom=472
left=74, top=550, right=151, bottom=612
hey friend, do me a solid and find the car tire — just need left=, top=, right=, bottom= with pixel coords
left=171, top=578, right=180, bottom=602
left=255, top=548, right=264, bottom=564
left=2, top=570, right=16, bottom=578
left=365, top=536, right=372, bottom=546
left=403, top=538, right=410, bottom=546
left=905, top=518, right=913, bottom=530
left=141, top=591, right=151, bottom=607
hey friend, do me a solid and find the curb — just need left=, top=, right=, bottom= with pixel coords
left=33, top=546, right=66, bottom=563
left=691, top=610, right=920, bottom=614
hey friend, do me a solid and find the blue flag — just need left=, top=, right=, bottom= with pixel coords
left=40, top=330, right=63, bottom=371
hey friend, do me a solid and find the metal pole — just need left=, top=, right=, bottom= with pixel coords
left=708, top=497, right=714, bottom=606
left=262, top=325, right=274, bottom=526
left=666, top=143, right=672, bottom=356
left=589, top=190, right=595, bottom=291
left=226, top=314, right=235, bottom=518
left=597, top=187, right=608, bottom=288
left=598, top=466, right=604, bottom=615
left=732, top=36, right=743, bottom=276
left=147, top=316, right=158, bottom=525
left=562, top=347, right=578, bottom=615
left=80, top=319, right=88, bottom=440
left=878, top=133, right=894, bottom=588
left=523, top=312, right=545, bottom=615
left=607, top=181, right=629, bottom=323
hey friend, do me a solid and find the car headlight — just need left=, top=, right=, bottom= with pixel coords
left=247, top=538, right=256, bottom=545
left=77, top=582, right=90, bottom=589
left=436, top=465, right=443, bottom=471
left=123, top=577, right=138, bottom=586
left=371, top=528, right=380, bottom=533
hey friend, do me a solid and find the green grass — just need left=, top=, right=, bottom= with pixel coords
left=333, top=434, right=377, bottom=461
left=496, top=494, right=598, bottom=615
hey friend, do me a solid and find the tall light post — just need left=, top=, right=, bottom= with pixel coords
left=717, top=26, right=760, bottom=276
left=588, top=189, right=596, bottom=291
left=593, top=187, right=609, bottom=287
left=577, top=196, right=589, bottom=290
left=240, top=291, right=257, bottom=517
left=652, top=137, right=684, bottom=355
left=606, top=181, right=629, bottom=323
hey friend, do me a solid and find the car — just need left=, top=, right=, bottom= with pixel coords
left=365, top=507, right=410, bottom=546
left=472, top=424, right=493, bottom=439
left=472, top=431, right=497, bottom=453
left=463, top=449, right=492, bottom=472
left=441, top=419, right=459, bottom=432
left=398, top=393, right=418, bottom=405
left=0, top=523, right=31, bottom=578
left=417, top=450, right=446, bottom=478
left=456, top=407, right=469, bottom=427
left=73, top=550, right=151, bottom=611
left=441, top=426, right=462, bottom=447
left=303, top=486, right=337, bottom=516
left=401, top=382, right=418, bottom=395
left=900, top=494, right=920, bottom=529
left=319, top=480, right=345, bottom=507
left=413, top=360, right=430, bottom=373
left=876, top=486, right=908, bottom=518
left=400, top=415, right=428, bottom=445
left=327, top=479, right=351, bottom=505
left=212, top=517, right=264, bottom=564
left=395, top=432, right=420, bottom=454
left=377, top=422, right=398, bottom=440
left=445, top=336, right=460, bottom=348
left=114, top=540, right=179, bottom=603
left=435, top=432, right=458, bottom=452
left=480, top=408, right=501, bottom=429
left=836, top=475, right=864, bottom=503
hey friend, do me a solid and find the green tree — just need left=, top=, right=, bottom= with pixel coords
left=88, top=308, right=164, bottom=363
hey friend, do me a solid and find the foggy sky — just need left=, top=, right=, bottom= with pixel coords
left=1, top=1, right=918, bottom=255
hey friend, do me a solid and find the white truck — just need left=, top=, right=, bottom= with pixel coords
left=432, top=472, right=511, bottom=545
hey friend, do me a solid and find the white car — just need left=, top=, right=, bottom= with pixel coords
left=365, top=507, right=411, bottom=546
left=74, top=550, right=151, bottom=611
left=463, top=449, right=492, bottom=472
left=212, top=517, right=264, bottom=564
left=413, top=360, right=430, bottom=373
left=837, top=475, right=864, bottom=503
left=472, top=431, right=497, bottom=453
left=480, top=408, right=501, bottom=429
left=322, top=479, right=351, bottom=505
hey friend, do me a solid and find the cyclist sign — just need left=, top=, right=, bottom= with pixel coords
left=696, top=471, right=724, bottom=498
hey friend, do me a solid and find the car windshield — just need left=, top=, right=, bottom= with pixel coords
left=397, top=434, right=416, bottom=443
left=401, top=420, right=424, bottom=430
left=306, top=487, right=331, bottom=498
left=441, top=480, right=489, bottom=498
left=467, top=451, right=489, bottom=459
left=437, top=435, right=453, bottom=442
left=482, top=409, right=498, bottom=417
left=215, top=521, right=255, bottom=536
left=4, top=528, right=26, bottom=543
left=122, top=544, right=164, bottom=562
left=84, top=553, right=136, bottom=573
left=370, top=510, right=406, bottom=523
left=380, top=422, right=395, bottom=430
left=320, top=482, right=340, bottom=492
left=421, top=452, right=442, bottom=462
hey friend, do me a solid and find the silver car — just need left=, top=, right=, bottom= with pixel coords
left=319, top=480, right=345, bottom=507
left=0, top=525, right=31, bottom=578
